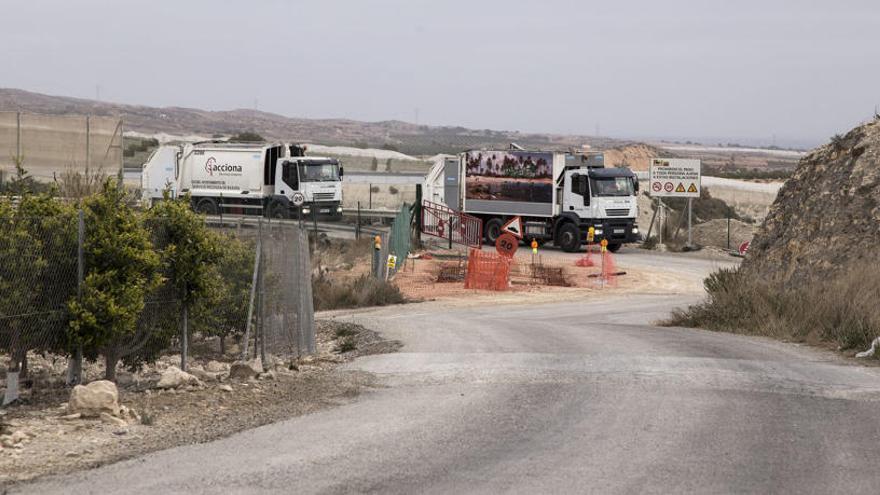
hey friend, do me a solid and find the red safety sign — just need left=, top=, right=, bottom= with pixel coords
left=501, top=216, right=524, bottom=239
left=496, top=232, right=519, bottom=258
left=738, top=240, right=751, bottom=256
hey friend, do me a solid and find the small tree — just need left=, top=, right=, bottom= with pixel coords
left=67, top=180, right=162, bottom=381
left=0, top=191, right=78, bottom=403
left=385, top=158, right=393, bottom=172
left=371, top=157, right=379, bottom=171
left=193, top=233, right=254, bottom=355
left=146, top=195, right=221, bottom=371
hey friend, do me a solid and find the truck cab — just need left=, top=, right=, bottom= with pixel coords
left=560, top=167, right=640, bottom=251
left=270, top=157, right=343, bottom=218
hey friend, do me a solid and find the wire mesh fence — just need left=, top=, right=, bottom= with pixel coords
left=1, top=209, right=315, bottom=404
left=386, top=202, right=413, bottom=278
left=0, top=112, right=123, bottom=185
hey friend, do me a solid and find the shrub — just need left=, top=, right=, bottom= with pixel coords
left=665, top=263, right=880, bottom=352
left=313, top=274, right=405, bottom=311
left=67, top=180, right=163, bottom=381
left=389, top=186, right=399, bottom=195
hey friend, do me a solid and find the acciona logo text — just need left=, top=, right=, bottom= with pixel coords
left=205, top=157, right=243, bottom=176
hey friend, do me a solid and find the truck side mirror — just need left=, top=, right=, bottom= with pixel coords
left=633, top=177, right=640, bottom=193
left=578, top=176, right=587, bottom=195
left=339, top=166, right=344, bottom=178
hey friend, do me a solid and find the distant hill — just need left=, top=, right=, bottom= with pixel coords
left=0, top=88, right=628, bottom=156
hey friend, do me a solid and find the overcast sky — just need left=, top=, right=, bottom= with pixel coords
left=3, top=0, right=879, bottom=147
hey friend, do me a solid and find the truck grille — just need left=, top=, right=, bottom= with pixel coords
left=605, top=208, right=630, bottom=217
left=312, top=192, right=335, bottom=202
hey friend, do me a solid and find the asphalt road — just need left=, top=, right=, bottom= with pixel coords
left=16, top=254, right=880, bottom=494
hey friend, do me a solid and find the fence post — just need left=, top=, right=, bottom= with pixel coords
left=16, top=111, right=21, bottom=163
left=67, top=210, right=85, bottom=385
left=258, top=239, right=267, bottom=365
left=356, top=201, right=361, bottom=240
left=85, top=115, right=91, bottom=172
left=181, top=304, right=188, bottom=372
left=241, top=219, right=262, bottom=360
left=414, top=185, right=423, bottom=249
left=369, top=183, right=372, bottom=209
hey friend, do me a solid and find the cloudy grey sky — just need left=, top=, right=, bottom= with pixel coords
left=3, top=0, right=879, bottom=147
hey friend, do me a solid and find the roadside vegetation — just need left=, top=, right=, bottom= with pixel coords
left=309, top=236, right=406, bottom=312
left=665, top=265, right=880, bottom=354
left=0, top=165, right=255, bottom=386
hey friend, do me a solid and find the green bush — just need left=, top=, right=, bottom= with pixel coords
left=67, top=180, right=163, bottom=380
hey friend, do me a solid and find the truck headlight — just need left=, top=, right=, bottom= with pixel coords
left=632, top=227, right=639, bottom=234
left=594, top=229, right=604, bottom=235
left=302, top=208, right=311, bottom=215
left=336, top=206, right=343, bottom=212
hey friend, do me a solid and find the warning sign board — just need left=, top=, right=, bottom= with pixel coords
left=650, top=159, right=701, bottom=198
left=501, top=216, right=523, bottom=239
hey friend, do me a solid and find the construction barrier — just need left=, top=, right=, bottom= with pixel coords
left=575, top=243, right=597, bottom=267
left=421, top=200, right=483, bottom=248
left=464, top=248, right=511, bottom=291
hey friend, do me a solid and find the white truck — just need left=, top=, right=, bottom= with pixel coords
left=142, top=141, right=343, bottom=218
left=427, top=148, right=640, bottom=252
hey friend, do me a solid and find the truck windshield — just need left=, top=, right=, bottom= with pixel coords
left=299, top=162, right=340, bottom=182
left=591, top=177, right=634, bottom=197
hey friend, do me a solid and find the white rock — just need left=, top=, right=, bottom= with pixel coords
left=205, top=360, right=227, bottom=373
left=219, top=384, right=233, bottom=392
left=189, top=367, right=219, bottom=383
left=100, top=412, right=128, bottom=428
left=68, top=380, right=120, bottom=418
left=155, top=366, right=203, bottom=389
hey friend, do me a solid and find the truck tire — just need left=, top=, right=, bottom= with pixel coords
left=194, top=199, right=219, bottom=215
left=484, top=218, right=503, bottom=245
left=607, top=243, right=622, bottom=253
left=556, top=223, right=581, bottom=253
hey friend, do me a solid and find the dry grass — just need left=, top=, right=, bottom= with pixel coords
left=313, top=274, right=406, bottom=311
left=665, top=264, right=880, bottom=353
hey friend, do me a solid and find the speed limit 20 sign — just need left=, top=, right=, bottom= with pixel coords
left=495, top=232, right=518, bottom=258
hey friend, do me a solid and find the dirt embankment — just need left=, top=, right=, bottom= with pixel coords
left=603, top=143, right=666, bottom=171
left=744, top=119, right=880, bottom=281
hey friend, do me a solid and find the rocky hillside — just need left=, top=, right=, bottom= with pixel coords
left=742, top=118, right=880, bottom=280
left=603, top=143, right=668, bottom=171
left=0, top=88, right=625, bottom=155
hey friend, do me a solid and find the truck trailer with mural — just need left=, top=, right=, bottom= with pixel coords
left=427, top=147, right=640, bottom=252
left=142, top=141, right=343, bottom=218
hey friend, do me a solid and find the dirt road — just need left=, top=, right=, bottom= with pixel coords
left=15, top=251, right=880, bottom=494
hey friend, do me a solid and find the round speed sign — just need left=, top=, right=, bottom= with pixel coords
left=495, top=232, right=519, bottom=258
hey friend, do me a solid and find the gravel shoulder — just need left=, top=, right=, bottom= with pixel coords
left=0, top=321, right=398, bottom=487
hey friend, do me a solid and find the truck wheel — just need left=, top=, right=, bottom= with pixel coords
left=607, top=243, right=622, bottom=253
left=484, top=218, right=503, bottom=245
left=194, top=199, right=219, bottom=215
left=556, top=223, right=582, bottom=252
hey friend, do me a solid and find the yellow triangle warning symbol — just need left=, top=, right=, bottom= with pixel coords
left=675, top=183, right=685, bottom=193
left=687, top=183, right=698, bottom=193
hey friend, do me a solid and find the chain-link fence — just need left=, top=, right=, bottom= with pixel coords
left=0, top=111, right=123, bottom=185
left=1, top=209, right=315, bottom=405
left=228, top=218, right=316, bottom=361
left=386, top=202, right=413, bottom=278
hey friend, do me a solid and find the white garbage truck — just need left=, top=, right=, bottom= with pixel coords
left=142, top=141, right=343, bottom=218
left=426, top=148, right=640, bottom=252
